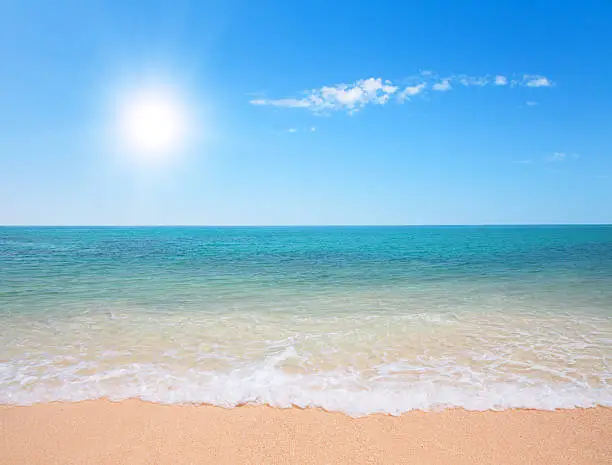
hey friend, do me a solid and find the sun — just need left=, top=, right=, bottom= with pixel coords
left=118, top=88, right=189, bottom=162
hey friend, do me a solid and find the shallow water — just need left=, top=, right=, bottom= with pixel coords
left=1, top=226, right=611, bottom=416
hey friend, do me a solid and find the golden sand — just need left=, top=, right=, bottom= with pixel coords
left=1, top=400, right=610, bottom=464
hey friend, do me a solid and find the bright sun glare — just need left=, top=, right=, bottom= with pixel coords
left=118, top=88, right=189, bottom=162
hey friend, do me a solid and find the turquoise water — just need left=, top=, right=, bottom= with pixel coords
left=1, top=226, right=611, bottom=415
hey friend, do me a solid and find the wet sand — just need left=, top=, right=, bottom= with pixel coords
left=0, top=400, right=610, bottom=464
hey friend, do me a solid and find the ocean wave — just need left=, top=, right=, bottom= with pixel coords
left=1, top=365, right=611, bottom=416
left=2, top=342, right=611, bottom=416
left=2, top=305, right=611, bottom=416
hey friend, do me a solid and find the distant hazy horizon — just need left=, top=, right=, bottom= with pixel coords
left=2, top=223, right=611, bottom=228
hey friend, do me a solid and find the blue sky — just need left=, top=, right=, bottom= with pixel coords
left=1, top=0, right=611, bottom=225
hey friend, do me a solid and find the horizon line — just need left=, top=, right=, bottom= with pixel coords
left=1, top=223, right=611, bottom=228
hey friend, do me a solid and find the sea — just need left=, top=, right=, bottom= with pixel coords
left=1, top=226, right=611, bottom=416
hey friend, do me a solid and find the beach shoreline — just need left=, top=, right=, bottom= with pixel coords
left=1, top=400, right=610, bottom=464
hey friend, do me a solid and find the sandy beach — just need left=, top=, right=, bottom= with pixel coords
left=0, top=401, right=610, bottom=464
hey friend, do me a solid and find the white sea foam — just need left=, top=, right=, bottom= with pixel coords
left=1, top=304, right=611, bottom=416
left=1, top=354, right=611, bottom=417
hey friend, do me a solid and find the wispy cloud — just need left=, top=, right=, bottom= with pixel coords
left=524, top=75, right=553, bottom=87
left=252, top=77, right=398, bottom=114
left=525, top=101, right=538, bottom=106
left=546, top=152, right=579, bottom=162
left=282, top=127, right=317, bottom=134
left=547, top=152, right=567, bottom=162
left=494, top=75, right=508, bottom=86
left=457, top=75, right=488, bottom=87
left=399, top=83, right=426, bottom=100
left=251, top=71, right=554, bottom=114
left=251, top=98, right=311, bottom=108
left=432, top=79, right=452, bottom=91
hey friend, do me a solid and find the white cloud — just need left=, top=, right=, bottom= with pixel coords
left=547, top=152, right=580, bottom=162
left=251, top=71, right=555, bottom=114
left=525, top=101, right=538, bottom=106
left=283, top=127, right=317, bottom=134
left=495, top=75, right=508, bottom=85
left=524, top=75, right=553, bottom=87
left=250, top=98, right=311, bottom=108
left=472, top=77, right=488, bottom=86
left=316, top=77, right=399, bottom=112
left=458, top=75, right=489, bottom=87
left=399, top=83, right=426, bottom=100
left=547, top=152, right=567, bottom=162
left=432, top=79, right=452, bottom=91
left=252, top=77, right=400, bottom=114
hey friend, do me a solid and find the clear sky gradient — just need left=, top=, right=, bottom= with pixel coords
left=1, top=0, right=611, bottom=225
